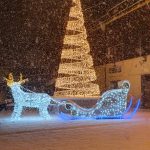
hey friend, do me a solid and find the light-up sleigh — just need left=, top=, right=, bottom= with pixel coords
left=59, top=80, right=140, bottom=120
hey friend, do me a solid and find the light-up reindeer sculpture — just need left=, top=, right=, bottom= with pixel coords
left=4, top=73, right=60, bottom=120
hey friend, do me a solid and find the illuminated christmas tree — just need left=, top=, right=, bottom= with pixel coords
left=54, top=0, right=100, bottom=98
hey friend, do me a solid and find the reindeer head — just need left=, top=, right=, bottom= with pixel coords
left=4, top=73, right=28, bottom=87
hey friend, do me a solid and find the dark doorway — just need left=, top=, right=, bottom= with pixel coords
left=141, top=75, right=150, bottom=108
left=109, top=80, right=120, bottom=89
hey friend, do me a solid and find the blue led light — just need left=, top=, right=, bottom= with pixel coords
left=5, top=73, right=139, bottom=121
left=60, top=97, right=140, bottom=120
left=124, top=97, right=133, bottom=114
left=124, top=99, right=141, bottom=119
left=62, top=81, right=134, bottom=119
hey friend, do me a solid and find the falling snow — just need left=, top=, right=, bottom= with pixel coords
left=0, top=0, right=149, bottom=96
left=0, top=0, right=150, bottom=149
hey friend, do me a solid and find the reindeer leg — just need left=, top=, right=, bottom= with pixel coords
left=39, top=105, right=50, bottom=120
left=11, top=104, right=23, bottom=121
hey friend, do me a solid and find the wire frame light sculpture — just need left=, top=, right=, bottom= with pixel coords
left=4, top=73, right=60, bottom=120
left=54, top=0, right=100, bottom=98
left=4, top=74, right=140, bottom=120
left=60, top=80, right=140, bottom=119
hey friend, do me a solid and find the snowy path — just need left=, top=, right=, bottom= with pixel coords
left=0, top=111, right=150, bottom=150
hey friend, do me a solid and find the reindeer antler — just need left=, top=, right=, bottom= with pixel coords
left=19, top=73, right=28, bottom=84
left=4, top=73, right=14, bottom=87
left=19, top=73, right=23, bottom=82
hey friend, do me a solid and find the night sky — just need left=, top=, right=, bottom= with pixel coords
left=0, top=0, right=149, bottom=95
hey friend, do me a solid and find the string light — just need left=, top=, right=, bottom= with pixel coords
left=5, top=73, right=61, bottom=120
left=62, top=81, right=132, bottom=118
left=54, top=0, right=100, bottom=97
left=4, top=74, right=140, bottom=120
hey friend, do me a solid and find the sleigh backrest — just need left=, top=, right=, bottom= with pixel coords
left=96, top=80, right=130, bottom=112
left=101, top=80, right=130, bottom=99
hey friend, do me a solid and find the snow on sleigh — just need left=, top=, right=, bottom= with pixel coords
left=59, top=80, right=140, bottom=120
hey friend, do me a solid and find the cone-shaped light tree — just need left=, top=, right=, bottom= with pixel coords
left=54, top=0, right=100, bottom=98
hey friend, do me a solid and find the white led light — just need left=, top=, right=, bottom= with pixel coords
left=63, top=81, right=130, bottom=118
left=4, top=73, right=60, bottom=121
left=5, top=74, right=132, bottom=120
left=54, top=0, right=100, bottom=97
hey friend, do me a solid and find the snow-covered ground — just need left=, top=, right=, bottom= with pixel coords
left=0, top=110, right=150, bottom=150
